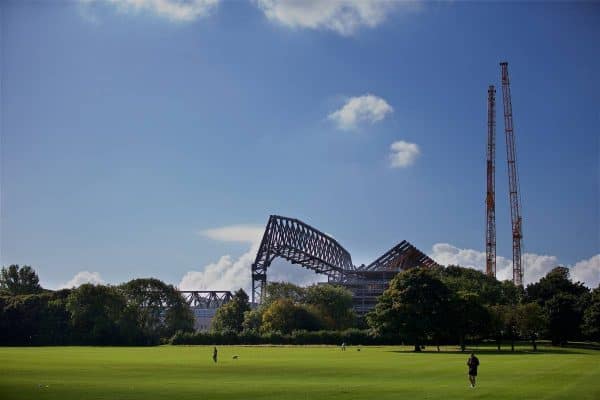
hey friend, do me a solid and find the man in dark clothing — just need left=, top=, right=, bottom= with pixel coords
left=467, top=353, right=480, bottom=388
left=212, top=347, right=218, bottom=363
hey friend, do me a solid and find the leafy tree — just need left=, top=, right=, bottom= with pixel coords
left=242, top=308, right=263, bottom=332
left=516, top=303, right=547, bottom=351
left=526, top=267, right=588, bottom=305
left=504, top=305, right=519, bottom=351
left=450, top=290, right=491, bottom=351
left=367, top=268, right=452, bottom=352
left=120, top=278, right=194, bottom=340
left=264, top=282, right=305, bottom=305
left=499, top=280, right=523, bottom=305
left=526, top=267, right=590, bottom=345
left=211, top=289, right=251, bottom=333
left=0, top=265, right=42, bottom=295
left=1, top=294, right=47, bottom=344
left=38, top=289, right=72, bottom=345
left=439, top=265, right=504, bottom=305
left=488, top=305, right=508, bottom=351
left=545, top=292, right=584, bottom=345
left=0, top=290, right=73, bottom=345
left=261, top=299, right=322, bottom=334
left=581, top=286, right=600, bottom=341
left=304, top=284, right=355, bottom=330
left=66, top=284, right=133, bottom=345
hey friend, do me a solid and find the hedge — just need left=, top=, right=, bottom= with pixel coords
left=169, top=329, right=404, bottom=346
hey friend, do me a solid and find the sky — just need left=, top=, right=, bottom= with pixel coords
left=1, top=0, right=599, bottom=291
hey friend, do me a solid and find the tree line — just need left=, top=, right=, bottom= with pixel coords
left=1, top=264, right=599, bottom=348
left=190, top=265, right=599, bottom=349
left=0, top=266, right=194, bottom=345
left=367, top=265, right=599, bottom=351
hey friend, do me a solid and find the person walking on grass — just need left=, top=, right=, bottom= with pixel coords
left=212, top=347, right=218, bottom=363
left=467, top=352, right=480, bottom=388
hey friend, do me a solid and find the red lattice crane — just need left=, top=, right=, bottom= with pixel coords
left=486, top=85, right=496, bottom=277
left=500, top=62, right=524, bottom=286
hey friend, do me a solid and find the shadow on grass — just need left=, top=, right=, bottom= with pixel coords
left=385, top=347, right=592, bottom=355
left=385, top=340, right=600, bottom=355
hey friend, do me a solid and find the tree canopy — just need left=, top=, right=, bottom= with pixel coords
left=211, top=289, right=251, bottom=333
left=120, top=278, right=194, bottom=340
left=367, top=268, right=452, bottom=351
left=1, top=265, right=42, bottom=295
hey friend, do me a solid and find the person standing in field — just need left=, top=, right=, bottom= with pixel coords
left=341, top=342, right=346, bottom=351
left=212, top=347, right=218, bottom=363
left=467, top=353, right=479, bottom=388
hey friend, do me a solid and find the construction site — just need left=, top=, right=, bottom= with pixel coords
left=247, top=62, right=525, bottom=315
left=182, top=62, right=527, bottom=323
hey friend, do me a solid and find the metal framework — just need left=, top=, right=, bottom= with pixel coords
left=251, top=215, right=354, bottom=304
left=251, top=215, right=439, bottom=313
left=500, top=62, right=524, bottom=286
left=179, top=291, right=233, bottom=308
left=360, top=240, right=438, bottom=272
left=486, top=85, right=497, bottom=277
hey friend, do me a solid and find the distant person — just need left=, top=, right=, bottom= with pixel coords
left=467, top=353, right=480, bottom=388
left=213, top=347, right=218, bottom=363
left=341, top=342, right=346, bottom=351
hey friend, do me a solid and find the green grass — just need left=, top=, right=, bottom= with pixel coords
left=1, top=345, right=599, bottom=399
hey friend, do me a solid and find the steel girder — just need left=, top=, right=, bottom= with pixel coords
left=359, top=240, right=438, bottom=272
left=179, top=291, right=233, bottom=309
left=251, top=215, right=440, bottom=308
left=251, top=215, right=354, bottom=303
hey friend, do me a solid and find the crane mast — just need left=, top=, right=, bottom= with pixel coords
left=500, top=62, right=524, bottom=286
left=486, top=85, right=496, bottom=277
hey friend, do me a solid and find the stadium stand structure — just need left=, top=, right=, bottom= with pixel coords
left=180, top=291, right=232, bottom=331
left=251, top=215, right=439, bottom=314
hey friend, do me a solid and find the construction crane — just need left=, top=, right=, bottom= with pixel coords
left=500, top=62, right=524, bottom=286
left=485, top=85, right=496, bottom=278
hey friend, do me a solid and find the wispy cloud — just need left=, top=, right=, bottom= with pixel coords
left=255, top=0, right=419, bottom=36
left=60, top=271, right=105, bottom=288
left=80, top=0, right=220, bottom=22
left=429, top=242, right=599, bottom=288
left=200, top=225, right=264, bottom=244
left=389, top=140, right=420, bottom=168
left=328, top=94, right=393, bottom=131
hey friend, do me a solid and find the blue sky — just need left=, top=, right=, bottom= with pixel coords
left=1, top=0, right=598, bottom=290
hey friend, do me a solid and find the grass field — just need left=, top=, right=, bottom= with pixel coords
left=1, top=345, right=599, bottom=400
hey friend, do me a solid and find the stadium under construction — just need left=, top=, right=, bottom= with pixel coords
left=251, top=215, right=439, bottom=315
left=188, top=62, right=523, bottom=325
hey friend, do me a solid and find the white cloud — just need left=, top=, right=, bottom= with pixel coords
left=429, top=242, right=599, bottom=288
left=200, top=225, right=264, bottom=244
left=60, top=271, right=105, bottom=288
left=81, top=0, right=220, bottom=22
left=571, top=255, right=600, bottom=288
left=179, top=244, right=259, bottom=292
left=180, top=224, right=263, bottom=292
left=255, top=0, right=418, bottom=36
left=389, top=140, right=420, bottom=168
left=522, top=253, right=560, bottom=286
left=328, top=94, right=393, bottom=130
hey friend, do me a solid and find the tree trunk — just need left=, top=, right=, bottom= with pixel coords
left=532, top=336, right=537, bottom=352
left=497, top=337, right=501, bottom=351
left=511, top=337, right=515, bottom=352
